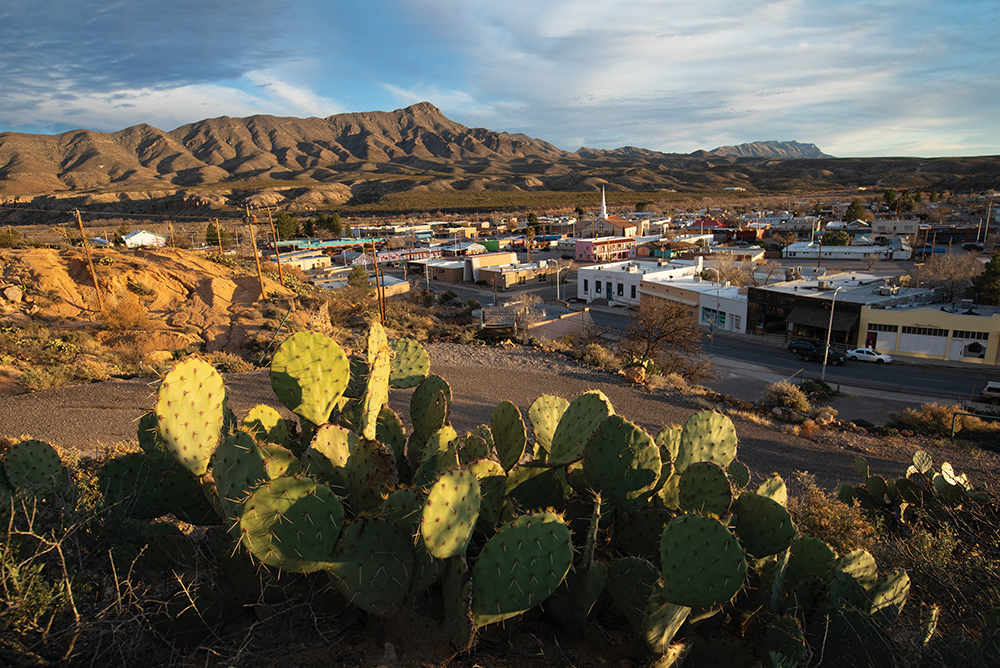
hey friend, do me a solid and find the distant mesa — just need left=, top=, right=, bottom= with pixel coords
left=710, top=141, right=835, bottom=159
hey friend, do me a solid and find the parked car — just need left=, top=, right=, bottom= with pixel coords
left=978, top=381, right=1000, bottom=405
left=560, top=254, right=575, bottom=260
left=787, top=340, right=845, bottom=364
left=846, top=348, right=893, bottom=364
left=963, top=242, right=985, bottom=251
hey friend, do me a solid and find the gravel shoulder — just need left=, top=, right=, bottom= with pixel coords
left=0, top=341, right=995, bottom=492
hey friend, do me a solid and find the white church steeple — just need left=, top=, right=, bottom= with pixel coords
left=600, top=185, right=607, bottom=219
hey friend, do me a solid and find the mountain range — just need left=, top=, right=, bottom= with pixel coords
left=0, top=102, right=997, bottom=213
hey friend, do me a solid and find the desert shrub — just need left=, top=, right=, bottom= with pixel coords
left=99, top=291, right=150, bottom=331
left=798, top=378, right=836, bottom=401
left=660, top=372, right=691, bottom=394
left=887, top=403, right=969, bottom=436
left=786, top=473, right=877, bottom=554
left=759, top=380, right=811, bottom=414
left=580, top=343, right=619, bottom=371
left=438, top=290, right=459, bottom=304
left=17, top=366, right=77, bottom=391
left=207, top=352, right=256, bottom=373
left=463, top=298, right=481, bottom=311
left=798, top=418, right=816, bottom=438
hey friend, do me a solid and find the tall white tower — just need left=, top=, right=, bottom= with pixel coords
left=600, top=185, right=607, bottom=219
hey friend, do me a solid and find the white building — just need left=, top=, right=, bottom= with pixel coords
left=577, top=258, right=702, bottom=306
left=122, top=230, right=166, bottom=248
left=782, top=238, right=911, bottom=261
left=639, top=271, right=748, bottom=334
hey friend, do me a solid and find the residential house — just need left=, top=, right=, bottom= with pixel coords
left=577, top=259, right=702, bottom=306
left=575, top=237, right=637, bottom=263
left=122, top=230, right=166, bottom=248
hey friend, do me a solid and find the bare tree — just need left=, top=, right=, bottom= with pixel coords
left=706, top=254, right=748, bottom=287
left=618, top=298, right=710, bottom=380
left=864, top=253, right=881, bottom=271
left=915, top=252, right=983, bottom=301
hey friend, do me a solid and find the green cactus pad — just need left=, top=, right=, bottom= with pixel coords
left=617, top=507, right=674, bottom=567
left=241, top=404, right=290, bottom=448
left=678, top=461, right=733, bottom=517
left=421, top=468, right=481, bottom=559
left=4, top=439, right=70, bottom=497
left=382, top=488, right=446, bottom=597
left=303, top=424, right=355, bottom=497
left=608, top=556, right=661, bottom=630
left=98, top=452, right=169, bottom=518
left=154, top=358, right=227, bottom=477
left=240, top=476, right=345, bottom=573
left=727, top=460, right=751, bottom=490
left=459, top=433, right=491, bottom=464
left=660, top=514, right=747, bottom=608
left=785, top=536, right=837, bottom=585
left=328, top=517, right=413, bottom=614
left=548, top=390, right=614, bottom=466
left=583, top=416, right=661, bottom=513
left=912, top=449, right=933, bottom=475
left=212, top=431, right=268, bottom=524
left=137, top=411, right=171, bottom=461
left=835, top=549, right=878, bottom=590
left=467, top=458, right=507, bottom=528
left=675, top=410, right=738, bottom=474
left=307, top=425, right=397, bottom=513
left=426, top=425, right=460, bottom=465
left=762, top=615, right=807, bottom=666
left=443, top=555, right=475, bottom=650
left=528, top=394, right=569, bottom=455
left=756, top=473, right=788, bottom=506
left=377, top=407, right=410, bottom=483
left=270, top=331, right=350, bottom=426
left=360, top=340, right=392, bottom=441
left=870, top=570, right=910, bottom=626
left=732, top=491, right=797, bottom=559
left=388, top=338, right=430, bottom=389
left=471, top=511, right=573, bottom=626
left=855, top=456, right=870, bottom=481
left=656, top=472, right=682, bottom=510
left=492, top=401, right=527, bottom=472
left=643, top=589, right=691, bottom=655
left=654, top=425, right=682, bottom=463
left=506, top=462, right=564, bottom=511
left=410, top=376, right=452, bottom=443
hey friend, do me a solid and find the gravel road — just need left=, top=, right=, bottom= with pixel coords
left=0, top=342, right=913, bottom=490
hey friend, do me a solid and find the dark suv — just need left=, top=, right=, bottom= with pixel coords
left=788, top=340, right=846, bottom=365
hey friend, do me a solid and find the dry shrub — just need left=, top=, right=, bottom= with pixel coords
left=799, top=418, right=816, bottom=438
left=786, top=472, right=877, bottom=554
left=888, top=403, right=970, bottom=436
left=100, top=290, right=150, bottom=331
left=660, top=372, right=691, bottom=393
left=760, top=380, right=811, bottom=414
left=206, top=351, right=256, bottom=373
left=580, top=343, right=619, bottom=371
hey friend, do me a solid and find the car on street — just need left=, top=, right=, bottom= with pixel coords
left=963, top=242, right=985, bottom=251
left=787, top=340, right=845, bottom=364
left=846, top=348, right=893, bottom=364
left=978, top=380, right=1000, bottom=405
left=560, top=254, right=575, bottom=260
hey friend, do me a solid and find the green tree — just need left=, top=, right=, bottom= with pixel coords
left=0, top=228, right=24, bottom=248
left=843, top=199, right=867, bottom=222
left=204, top=222, right=233, bottom=247
left=971, top=253, right=1000, bottom=304
left=315, top=213, right=342, bottom=236
left=527, top=213, right=540, bottom=228
left=274, top=212, right=299, bottom=239
left=821, top=230, right=851, bottom=246
left=883, top=189, right=897, bottom=210
left=574, top=205, right=584, bottom=218
left=347, top=265, right=371, bottom=289
left=813, top=201, right=823, bottom=215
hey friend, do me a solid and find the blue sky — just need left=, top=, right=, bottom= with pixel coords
left=1, top=0, right=997, bottom=158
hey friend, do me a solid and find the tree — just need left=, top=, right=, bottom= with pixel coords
left=618, top=298, right=707, bottom=380
left=821, top=230, right=851, bottom=246
left=204, top=222, right=232, bottom=247
left=574, top=206, right=585, bottom=218
left=315, top=213, right=343, bottom=237
left=527, top=213, right=540, bottom=228
left=274, top=212, right=299, bottom=239
left=843, top=199, right=867, bottom=222
left=972, top=253, right=1000, bottom=305
left=347, top=265, right=371, bottom=289
left=784, top=232, right=798, bottom=247
left=864, top=253, right=881, bottom=271
left=917, top=252, right=982, bottom=301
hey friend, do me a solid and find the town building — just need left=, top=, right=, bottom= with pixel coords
left=577, top=259, right=702, bottom=306
left=575, top=237, right=637, bottom=263
left=122, top=230, right=166, bottom=248
left=782, top=238, right=911, bottom=261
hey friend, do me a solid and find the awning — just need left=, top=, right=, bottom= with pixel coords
left=784, top=305, right=859, bottom=331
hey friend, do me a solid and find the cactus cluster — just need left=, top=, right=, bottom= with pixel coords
left=26, top=320, right=985, bottom=666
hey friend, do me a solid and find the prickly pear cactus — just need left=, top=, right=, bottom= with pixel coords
left=4, top=439, right=70, bottom=497
left=492, top=401, right=526, bottom=472
left=548, top=390, right=614, bottom=466
left=154, top=359, right=227, bottom=477
left=212, top=431, right=268, bottom=524
left=675, top=410, right=738, bottom=474
left=241, top=404, right=290, bottom=448
left=270, top=331, right=350, bottom=426
left=678, top=461, right=733, bottom=517
left=328, top=517, right=413, bottom=614
left=239, top=476, right=345, bottom=573
left=583, top=416, right=661, bottom=513
left=410, top=375, right=452, bottom=444
left=388, top=338, right=430, bottom=389
left=471, top=511, right=573, bottom=626
left=98, top=451, right=169, bottom=518
left=421, top=468, right=481, bottom=559
left=660, top=514, right=747, bottom=608
left=528, top=394, right=569, bottom=455
left=732, top=491, right=797, bottom=559
left=360, top=322, right=392, bottom=441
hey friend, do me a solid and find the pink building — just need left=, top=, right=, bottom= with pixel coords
left=575, top=237, right=637, bottom=263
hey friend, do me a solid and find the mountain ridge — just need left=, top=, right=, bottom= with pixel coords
left=711, top=140, right=835, bottom=159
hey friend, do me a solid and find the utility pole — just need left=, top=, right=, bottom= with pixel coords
left=75, top=210, right=105, bottom=312
left=215, top=218, right=223, bottom=254
left=246, top=206, right=266, bottom=300
left=168, top=221, right=176, bottom=248
left=266, top=208, right=285, bottom=286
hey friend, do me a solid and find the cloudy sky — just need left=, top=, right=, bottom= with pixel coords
left=2, top=0, right=997, bottom=157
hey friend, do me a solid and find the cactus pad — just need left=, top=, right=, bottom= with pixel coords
left=388, top=338, right=430, bottom=389
left=548, top=390, right=614, bottom=466
left=212, top=431, right=268, bottom=524
left=583, top=416, right=661, bottom=513
left=528, top=394, right=569, bottom=455
left=382, top=488, right=446, bottom=597
left=506, top=462, right=564, bottom=511
left=97, top=452, right=169, bottom=518
left=154, top=358, right=227, bottom=477
left=421, top=468, right=481, bottom=559
left=732, top=491, right=796, bottom=559
left=467, top=458, right=507, bottom=528
left=785, top=536, right=837, bottom=585
left=157, top=467, right=223, bottom=525
left=304, top=424, right=356, bottom=497
left=270, top=331, right=350, bottom=426
left=756, top=473, right=788, bottom=506
left=410, top=376, right=452, bottom=443
left=617, top=507, right=674, bottom=567
left=360, top=339, right=392, bottom=441
left=328, top=517, right=413, bottom=614
left=241, top=404, right=290, bottom=448
left=608, top=556, right=661, bottom=630
left=643, top=589, right=692, bottom=655
left=240, top=476, right=345, bottom=573
left=660, top=514, right=747, bottom=608
left=4, top=439, right=70, bottom=497
left=471, top=511, right=573, bottom=626
left=675, top=410, right=737, bottom=474
left=678, top=461, right=733, bottom=517
left=492, top=401, right=526, bottom=472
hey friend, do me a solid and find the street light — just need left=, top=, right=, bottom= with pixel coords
left=821, top=286, right=842, bottom=383
left=555, top=265, right=568, bottom=301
